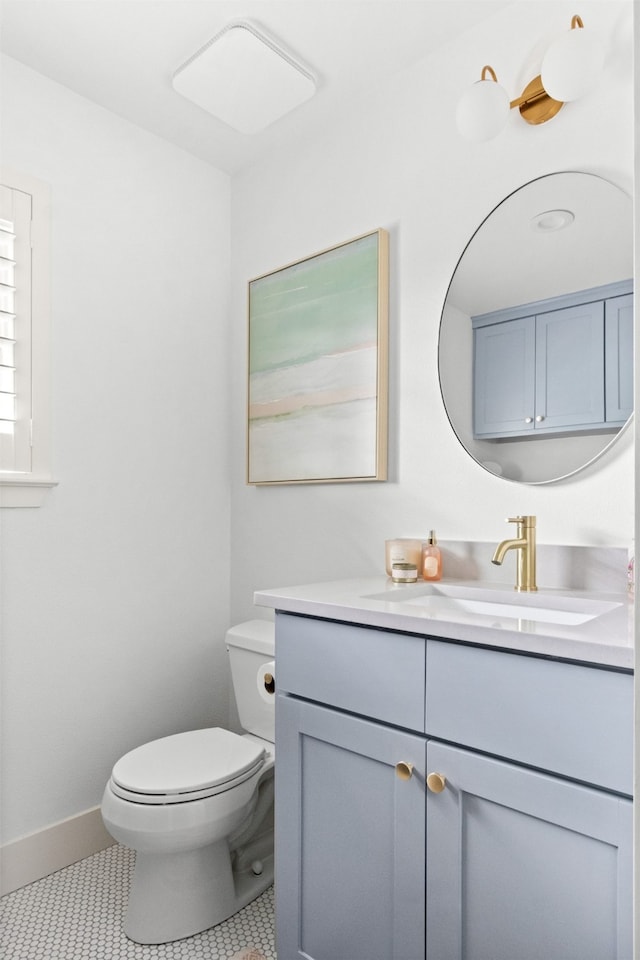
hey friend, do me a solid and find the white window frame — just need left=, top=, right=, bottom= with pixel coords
left=0, top=167, right=55, bottom=506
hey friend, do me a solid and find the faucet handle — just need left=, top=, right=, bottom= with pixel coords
left=506, top=515, right=536, bottom=526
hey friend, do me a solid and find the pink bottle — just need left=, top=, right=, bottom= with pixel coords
left=422, top=530, right=442, bottom=581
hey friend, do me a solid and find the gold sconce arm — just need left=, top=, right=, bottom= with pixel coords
left=481, top=65, right=498, bottom=82
left=480, top=64, right=563, bottom=126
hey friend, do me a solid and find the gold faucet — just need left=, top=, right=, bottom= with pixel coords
left=491, top=516, right=537, bottom=592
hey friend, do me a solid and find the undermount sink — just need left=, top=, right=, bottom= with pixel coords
left=364, top=583, right=621, bottom=626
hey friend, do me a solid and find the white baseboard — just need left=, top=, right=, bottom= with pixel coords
left=1, top=806, right=115, bottom=896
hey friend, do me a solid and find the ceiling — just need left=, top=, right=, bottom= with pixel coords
left=0, top=0, right=511, bottom=174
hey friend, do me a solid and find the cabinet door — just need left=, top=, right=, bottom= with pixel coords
left=535, top=300, right=605, bottom=429
left=426, top=741, right=632, bottom=960
left=605, top=293, right=633, bottom=423
left=473, top=316, right=536, bottom=437
left=276, top=695, right=427, bottom=960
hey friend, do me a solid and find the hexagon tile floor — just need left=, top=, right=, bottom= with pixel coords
left=0, top=843, right=276, bottom=959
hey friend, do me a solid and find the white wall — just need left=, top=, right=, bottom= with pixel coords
left=0, top=57, right=232, bottom=844
left=229, top=0, right=635, bottom=624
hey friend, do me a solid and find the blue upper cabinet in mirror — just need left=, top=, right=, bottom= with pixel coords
left=438, top=172, right=633, bottom=484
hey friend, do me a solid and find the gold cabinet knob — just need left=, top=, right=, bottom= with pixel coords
left=395, top=761, right=414, bottom=781
left=263, top=673, right=275, bottom=695
left=426, top=772, right=446, bottom=793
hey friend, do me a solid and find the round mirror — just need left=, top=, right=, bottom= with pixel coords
left=438, top=171, right=633, bottom=484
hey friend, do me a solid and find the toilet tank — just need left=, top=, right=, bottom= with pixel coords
left=225, top=620, right=275, bottom=743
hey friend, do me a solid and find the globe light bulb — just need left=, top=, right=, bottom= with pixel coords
left=541, top=20, right=605, bottom=102
left=456, top=77, right=510, bottom=142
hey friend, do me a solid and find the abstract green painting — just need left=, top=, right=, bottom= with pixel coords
left=247, top=229, right=388, bottom=484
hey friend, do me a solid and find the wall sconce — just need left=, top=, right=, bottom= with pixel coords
left=456, top=15, right=605, bottom=142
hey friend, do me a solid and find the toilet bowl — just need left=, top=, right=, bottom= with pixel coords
left=101, top=620, right=275, bottom=945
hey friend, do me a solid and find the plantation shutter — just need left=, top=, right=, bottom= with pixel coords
left=0, top=184, right=33, bottom=474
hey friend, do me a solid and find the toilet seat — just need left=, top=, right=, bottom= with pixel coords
left=110, top=728, right=266, bottom=805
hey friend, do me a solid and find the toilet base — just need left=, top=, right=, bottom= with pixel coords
left=124, top=839, right=274, bottom=945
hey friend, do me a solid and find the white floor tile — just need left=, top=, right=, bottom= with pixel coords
left=0, top=843, right=276, bottom=959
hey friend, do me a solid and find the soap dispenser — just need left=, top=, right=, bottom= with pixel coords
left=422, top=531, right=442, bottom=581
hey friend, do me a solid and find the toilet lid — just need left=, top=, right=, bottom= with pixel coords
left=111, top=728, right=265, bottom=800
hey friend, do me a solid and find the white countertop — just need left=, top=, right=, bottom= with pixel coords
left=254, top=577, right=634, bottom=670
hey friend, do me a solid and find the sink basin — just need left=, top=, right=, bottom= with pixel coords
left=364, top=583, right=621, bottom=626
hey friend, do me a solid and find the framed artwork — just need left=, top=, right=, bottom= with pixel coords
left=247, top=229, right=389, bottom=485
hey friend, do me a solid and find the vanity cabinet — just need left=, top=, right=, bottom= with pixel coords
left=425, top=641, right=632, bottom=960
left=472, top=282, right=633, bottom=439
left=275, top=614, right=427, bottom=960
left=276, top=696, right=427, bottom=960
left=426, top=741, right=632, bottom=960
left=274, top=612, right=633, bottom=960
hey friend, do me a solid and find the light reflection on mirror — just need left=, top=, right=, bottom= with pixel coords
left=438, top=172, right=633, bottom=484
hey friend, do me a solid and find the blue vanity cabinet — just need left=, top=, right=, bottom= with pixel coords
left=275, top=613, right=427, bottom=960
left=425, top=741, right=632, bottom=960
left=276, top=696, right=427, bottom=960
left=473, top=281, right=633, bottom=438
left=274, top=612, right=633, bottom=960
left=424, top=640, right=633, bottom=960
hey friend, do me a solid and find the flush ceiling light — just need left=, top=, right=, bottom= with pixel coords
left=172, top=21, right=316, bottom=134
left=457, top=15, right=605, bottom=142
left=530, top=209, right=575, bottom=232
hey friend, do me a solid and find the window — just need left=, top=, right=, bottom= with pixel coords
left=0, top=169, right=54, bottom=506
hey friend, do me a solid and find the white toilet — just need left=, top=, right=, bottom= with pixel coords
left=101, top=620, right=275, bottom=945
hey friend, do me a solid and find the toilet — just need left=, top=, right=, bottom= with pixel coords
left=101, top=620, right=275, bottom=945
